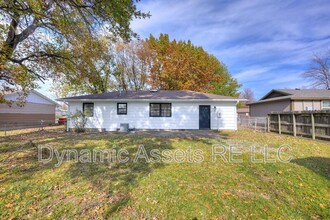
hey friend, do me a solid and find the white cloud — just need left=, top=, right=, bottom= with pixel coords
left=234, top=66, right=274, bottom=81
left=267, top=74, right=302, bottom=85
left=133, top=0, right=330, bottom=44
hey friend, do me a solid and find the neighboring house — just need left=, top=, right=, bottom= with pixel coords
left=237, top=106, right=250, bottom=117
left=58, top=90, right=243, bottom=131
left=56, top=104, right=68, bottom=117
left=0, top=90, right=58, bottom=125
left=249, top=89, right=330, bottom=117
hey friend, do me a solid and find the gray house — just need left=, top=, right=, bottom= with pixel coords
left=249, top=89, right=330, bottom=117
left=0, top=90, right=57, bottom=126
left=237, top=106, right=250, bottom=117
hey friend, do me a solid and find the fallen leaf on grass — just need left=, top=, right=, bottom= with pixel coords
left=277, top=170, right=283, bottom=174
left=319, top=203, right=327, bottom=209
left=222, top=191, right=232, bottom=196
left=5, top=203, right=13, bottom=208
left=152, top=200, right=158, bottom=205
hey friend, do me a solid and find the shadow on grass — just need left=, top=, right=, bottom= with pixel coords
left=0, top=128, right=228, bottom=217
left=67, top=135, right=175, bottom=216
left=0, top=132, right=177, bottom=217
left=218, top=131, right=231, bottom=140
left=0, top=126, right=66, bottom=141
left=291, top=157, right=330, bottom=180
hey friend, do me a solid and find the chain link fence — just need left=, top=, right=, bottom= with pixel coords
left=0, top=120, right=57, bottom=137
left=238, top=116, right=267, bottom=132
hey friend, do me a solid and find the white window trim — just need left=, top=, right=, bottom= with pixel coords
left=322, top=100, right=330, bottom=110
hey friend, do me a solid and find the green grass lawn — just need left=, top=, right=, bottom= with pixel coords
left=0, top=128, right=329, bottom=219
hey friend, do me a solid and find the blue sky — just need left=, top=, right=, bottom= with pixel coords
left=40, top=0, right=330, bottom=99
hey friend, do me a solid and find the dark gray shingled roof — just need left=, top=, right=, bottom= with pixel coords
left=249, top=89, right=330, bottom=105
left=58, top=90, right=240, bottom=101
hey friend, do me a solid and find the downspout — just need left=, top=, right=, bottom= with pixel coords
left=65, top=101, right=69, bottom=132
left=236, top=100, right=239, bottom=131
left=67, top=105, right=69, bottom=132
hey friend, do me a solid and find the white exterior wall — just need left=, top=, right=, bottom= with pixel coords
left=67, top=101, right=237, bottom=131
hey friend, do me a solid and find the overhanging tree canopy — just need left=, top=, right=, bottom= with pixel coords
left=0, top=0, right=149, bottom=103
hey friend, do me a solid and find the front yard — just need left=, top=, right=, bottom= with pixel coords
left=0, top=127, right=329, bottom=219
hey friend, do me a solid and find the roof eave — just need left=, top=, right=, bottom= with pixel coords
left=247, top=97, right=291, bottom=105
left=259, top=89, right=292, bottom=100
left=291, top=97, right=330, bottom=100
left=57, top=98, right=244, bottom=102
left=32, top=90, right=59, bottom=105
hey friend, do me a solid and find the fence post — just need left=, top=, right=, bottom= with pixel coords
left=278, top=114, right=281, bottom=134
left=40, top=120, right=44, bottom=131
left=311, top=113, right=316, bottom=140
left=292, top=113, right=296, bottom=137
left=254, top=118, right=257, bottom=131
left=267, top=115, right=270, bottom=132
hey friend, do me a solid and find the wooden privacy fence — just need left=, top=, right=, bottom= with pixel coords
left=268, top=110, right=330, bottom=140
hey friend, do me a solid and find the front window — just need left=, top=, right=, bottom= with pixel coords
left=83, top=103, right=94, bottom=117
left=150, top=103, right=171, bottom=117
left=117, top=103, right=127, bottom=115
left=323, top=100, right=330, bottom=109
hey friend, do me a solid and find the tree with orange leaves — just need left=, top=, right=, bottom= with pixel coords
left=145, top=34, right=240, bottom=96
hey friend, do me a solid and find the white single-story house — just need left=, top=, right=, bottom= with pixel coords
left=58, top=90, right=243, bottom=131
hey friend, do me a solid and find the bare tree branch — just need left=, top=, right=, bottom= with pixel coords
left=14, top=18, right=39, bottom=47
left=8, top=52, right=72, bottom=64
left=303, top=50, right=330, bottom=89
left=240, top=88, right=255, bottom=103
